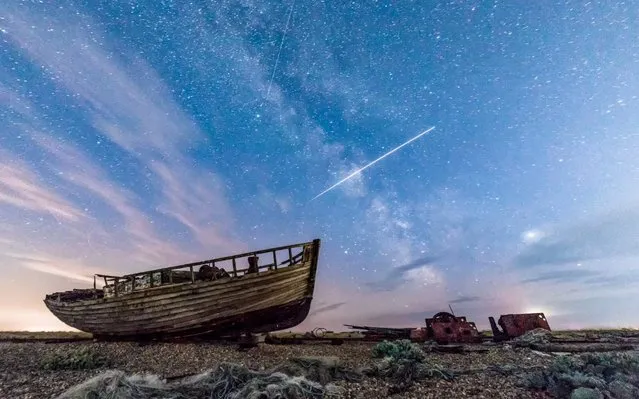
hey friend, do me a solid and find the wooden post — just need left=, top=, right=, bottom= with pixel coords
left=272, top=250, right=277, bottom=270
left=93, top=275, right=96, bottom=289
left=114, top=277, right=119, bottom=297
left=103, top=276, right=108, bottom=288
left=131, top=276, right=135, bottom=291
left=169, top=270, right=173, bottom=284
left=288, top=248, right=293, bottom=265
left=190, top=266, right=195, bottom=283
left=150, top=273, right=154, bottom=288
left=254, top=253, right=258, bottom=273
left=232, top=258, right=237, bottom=277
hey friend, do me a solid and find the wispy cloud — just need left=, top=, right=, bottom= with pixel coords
left=449, top=295, right=481, bottom=304
left=3, top=10, right=200, bottom=156
left=366, top=255, right=441, bottom=291
left=0, top=151, right=84, bottom=222
left=521, top=269, right=601, bottom=284
left=514, top=205, right=639, bottom=267
left=6, top=253, right=96, bottom=284
left=28, top=134, right=189, bottom=265
left=0, top=3, right=248, bottom=331
left=582, top=271, right=639, bottom=288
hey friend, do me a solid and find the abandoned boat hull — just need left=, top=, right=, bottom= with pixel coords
left=44, top=239, right=320, bottom=340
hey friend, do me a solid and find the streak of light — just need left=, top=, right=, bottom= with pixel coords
left=265, top=0, right=295, bottom=102
left=311, top=126, right=436, bottom=201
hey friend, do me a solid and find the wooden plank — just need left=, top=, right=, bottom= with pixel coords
left=73, top=285, right=309, bottom=335
left=72, top=284, right=309, bottom=334
left=95, top=274, right=123, bottom=279
left=50, top=265, right=311, bottom=317
left=54, top=262, right=308, bottom=313
left=48, top=268, right=310, bottom=322
left=51, top=263, right=310, bottom=312
left=59, top=282, right=309, bottom=334
left=61, top=273, right=311, bottom=325
left=47, top=270, right=312, bottom=334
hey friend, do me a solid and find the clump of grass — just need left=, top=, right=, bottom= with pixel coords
left=41, top=346, right=109, bottom=371
left=519, top=352, right=639, bottom=398
left=365, top=340, right=453, bottom=394
left=371, top=339, right=426, bottom=362
left=512, top=328, right=553, bottom=347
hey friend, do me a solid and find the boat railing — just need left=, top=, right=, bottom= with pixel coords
left=94, top=240, right=316, bottom=297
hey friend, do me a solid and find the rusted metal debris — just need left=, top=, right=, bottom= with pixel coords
left=489, top=313, right=551, bottom=342
left=265, top=328, right=367, bottom=345
left=424, top=312, right=483, bottom=344
left=343, top=324, right=414, bottom=340
left=343, top=312, right=482, bottom=344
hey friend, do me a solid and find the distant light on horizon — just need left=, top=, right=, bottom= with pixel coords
left=523, top=306, right=557, bottom=317
left=0, top=309, right=76, bottom=332
left=521, top=229, right=545, bottom=244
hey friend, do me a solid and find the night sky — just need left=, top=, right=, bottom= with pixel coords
left=1, top=1, right=638, bottom=331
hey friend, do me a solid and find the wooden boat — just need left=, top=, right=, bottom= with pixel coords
left=44, top=239, right=321, bottom=341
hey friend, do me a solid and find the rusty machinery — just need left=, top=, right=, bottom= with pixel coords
left=422, top=311, right=483, bottom=344
left=334, top=312, right=552, bottom=345
left=343, top=324, right=414, bottom=341
left=345, top=315, right=481, bottom=345
left=489, top=312, right=551, bottom=342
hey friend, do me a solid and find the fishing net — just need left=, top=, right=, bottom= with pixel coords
left=273, top=356, right=362, bottom=385
left=56, top=357, right=355, bottom=399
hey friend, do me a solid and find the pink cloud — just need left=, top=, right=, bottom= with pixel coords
left=0, top=153, right=84, bottom=222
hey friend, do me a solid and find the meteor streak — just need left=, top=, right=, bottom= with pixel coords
left=311, top=126, right=436, bottom=201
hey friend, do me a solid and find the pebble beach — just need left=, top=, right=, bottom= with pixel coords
left=0, top=340, right=553, bottom=399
